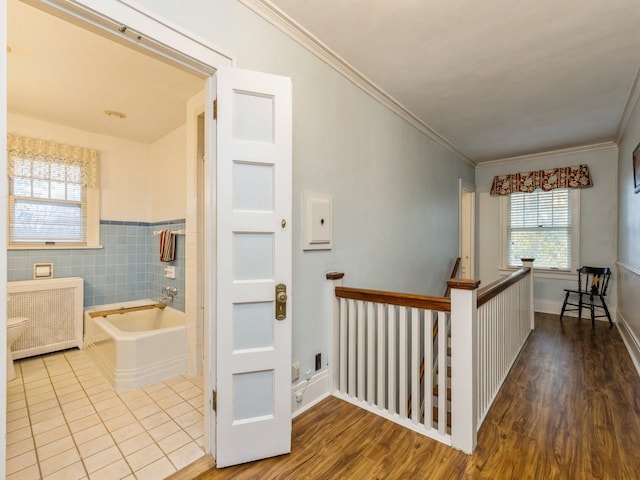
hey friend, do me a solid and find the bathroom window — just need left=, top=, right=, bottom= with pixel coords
left=7, top=134, right=100, bottom=248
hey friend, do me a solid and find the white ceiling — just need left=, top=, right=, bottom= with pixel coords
left=271, top=0, right=640, bottom=162
left=8, top=1, right=640, bottom=162
left=7, top=0, right=204, bottom=145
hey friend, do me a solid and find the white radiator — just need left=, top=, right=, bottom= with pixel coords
left=8, top=277, right=84, bottom=360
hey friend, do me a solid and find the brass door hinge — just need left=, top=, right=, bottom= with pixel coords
left=212, top=389, right=217, bottom=412
left=213, top=99, right=217, bottom=120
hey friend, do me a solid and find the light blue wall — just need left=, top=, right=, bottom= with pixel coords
left=476, top=146, right=618, bottom=315
left=132, top=0, right=475, bottom=378
left=147, top=222, right=186, bottom=312
left=617, top=95, right=640, bottom=340
left=618, top=100, right=640, bottom=268
left=7, top=219, right=186, bottom=311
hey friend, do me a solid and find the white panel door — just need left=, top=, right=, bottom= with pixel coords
left=216, top=66, right=292, bottom=468
left=461, top=191, right=471, bottom=278
left=459, top=181, right=476, bottom=279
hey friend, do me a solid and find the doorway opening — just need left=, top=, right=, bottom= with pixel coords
left=459, top=179, right=476, bottom=279
left=3, top=0, right=232, bottom=477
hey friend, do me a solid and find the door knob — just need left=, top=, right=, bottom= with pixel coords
left=275, top=284, right=287, bottom=320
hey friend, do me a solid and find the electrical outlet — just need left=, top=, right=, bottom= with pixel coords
left=315, top=353, right=321, bottom=371
left=292, top=361, right=300, bottom=381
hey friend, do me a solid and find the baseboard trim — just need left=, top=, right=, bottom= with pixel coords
left=617, top=312, right=640, bottom=377
left=291, top=370, right=330, bottom=418
left=534, top=299, right=616, bottom=323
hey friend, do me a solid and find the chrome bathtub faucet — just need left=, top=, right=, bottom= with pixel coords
left=161, top=286, right=178, bottom=304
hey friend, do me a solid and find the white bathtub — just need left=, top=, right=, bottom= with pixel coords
left=84, top=300, right=187, bottom=390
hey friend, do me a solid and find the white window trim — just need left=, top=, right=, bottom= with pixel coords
left=86, top=186, right=100, bottom=247
left=500, top=188, right=580, bottom=279
left=8, top=184, right=101, bottom=251
left=7, top=134, right=102, bottom=250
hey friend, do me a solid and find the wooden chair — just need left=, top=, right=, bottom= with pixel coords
left=559, top=266, right=613, bottom=329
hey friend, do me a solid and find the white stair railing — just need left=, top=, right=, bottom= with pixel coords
left=475, top=259, right=535, bottom=427
left=327, top=278, right=453, bottom=445
left=326, top=259, right=534, bottom=454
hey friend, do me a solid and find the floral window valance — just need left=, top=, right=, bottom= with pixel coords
left=490, top=164, right=592, bottom=196
left=7, top=133, right=100, bottom=188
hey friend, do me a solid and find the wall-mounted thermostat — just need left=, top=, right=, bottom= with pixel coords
left=303, top=192, right=332, bottom=250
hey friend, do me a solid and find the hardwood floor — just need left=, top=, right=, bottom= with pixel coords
left=195, top=313, right=640, bottom=479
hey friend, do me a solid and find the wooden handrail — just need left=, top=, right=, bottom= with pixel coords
left=88, top=303, right=167, bottom=318
left=335, top=269, right=527, bottom=313
left=477, top=267, right=530, bottom=307
left=444, top=257, right=462, bottom=297
left=335, top=286, right=451, bottom=312
left=326, top=272, right=345, bottom=280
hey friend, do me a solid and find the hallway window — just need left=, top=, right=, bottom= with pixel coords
left=7, top=134, right=100, bottom=248
left=503, top=188, right=579, bottom=270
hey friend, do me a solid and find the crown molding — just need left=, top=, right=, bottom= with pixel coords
left=615, top=66, right=640, bottom=144
left=237, top=0, right=475, bottom=167
left=475, top=141, right=617, bottom=169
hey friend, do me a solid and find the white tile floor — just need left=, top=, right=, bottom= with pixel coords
left=6, top=349, right=205, bottom=480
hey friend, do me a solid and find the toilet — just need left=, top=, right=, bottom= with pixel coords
left=7, top=317, right=29, bottom=381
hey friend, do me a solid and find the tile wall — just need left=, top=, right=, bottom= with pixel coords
left=7, top=219, right=186, bottom=312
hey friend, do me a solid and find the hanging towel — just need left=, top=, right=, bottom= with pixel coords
left=159, top=230, right=176, bottom=262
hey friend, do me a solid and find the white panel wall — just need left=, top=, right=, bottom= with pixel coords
left=618, top=98, right=640, bottom=272
left=148, top=123, right=187, bottom=222
left=132, top=0, right=475, bottom=379
left=617, top=95, right=640, bottom=345
left=8, top=113, right=152, bottom=221
left=8, top=113, right=188, bottom=223
left=477, top=146, right=618, bottom=316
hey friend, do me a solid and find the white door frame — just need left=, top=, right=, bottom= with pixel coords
left=186, top=91, right=206, bottom=378
left=0, top=4, right=8, bottom=478
left=459, top=179, right=476, bottom=279
left=1, top=0, right=235, bottom=473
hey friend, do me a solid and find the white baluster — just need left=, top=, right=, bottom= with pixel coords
left=437, top=310, right=447, bottom=435
left=348, top=299, right=356, bottom=397
left=328, top=272, right=345, bottom=394
left=411, top=308, right=420, bottom=423
left=388, top=305, right=397, bottom=414
left=423, top=310, right=433, bottom=429
left=399, top=306, right=408, bottom=419
left=367, top=302, right=375, bottom=404
left=357, top=300, right=365, bottom=400
left=339, top=298, right=347, bottom=394
left=377, top=303, right=386, bottom=410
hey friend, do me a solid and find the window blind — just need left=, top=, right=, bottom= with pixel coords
left=9, top=158, right=87, bottom=245
left=507, top=189, right=571, bottom=269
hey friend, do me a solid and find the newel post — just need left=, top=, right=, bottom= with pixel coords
left=448, top=278, right=481, bottom=454
left=326, top=272, right=344, bottom=393
left=521, top=258, right=535, bottom=330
